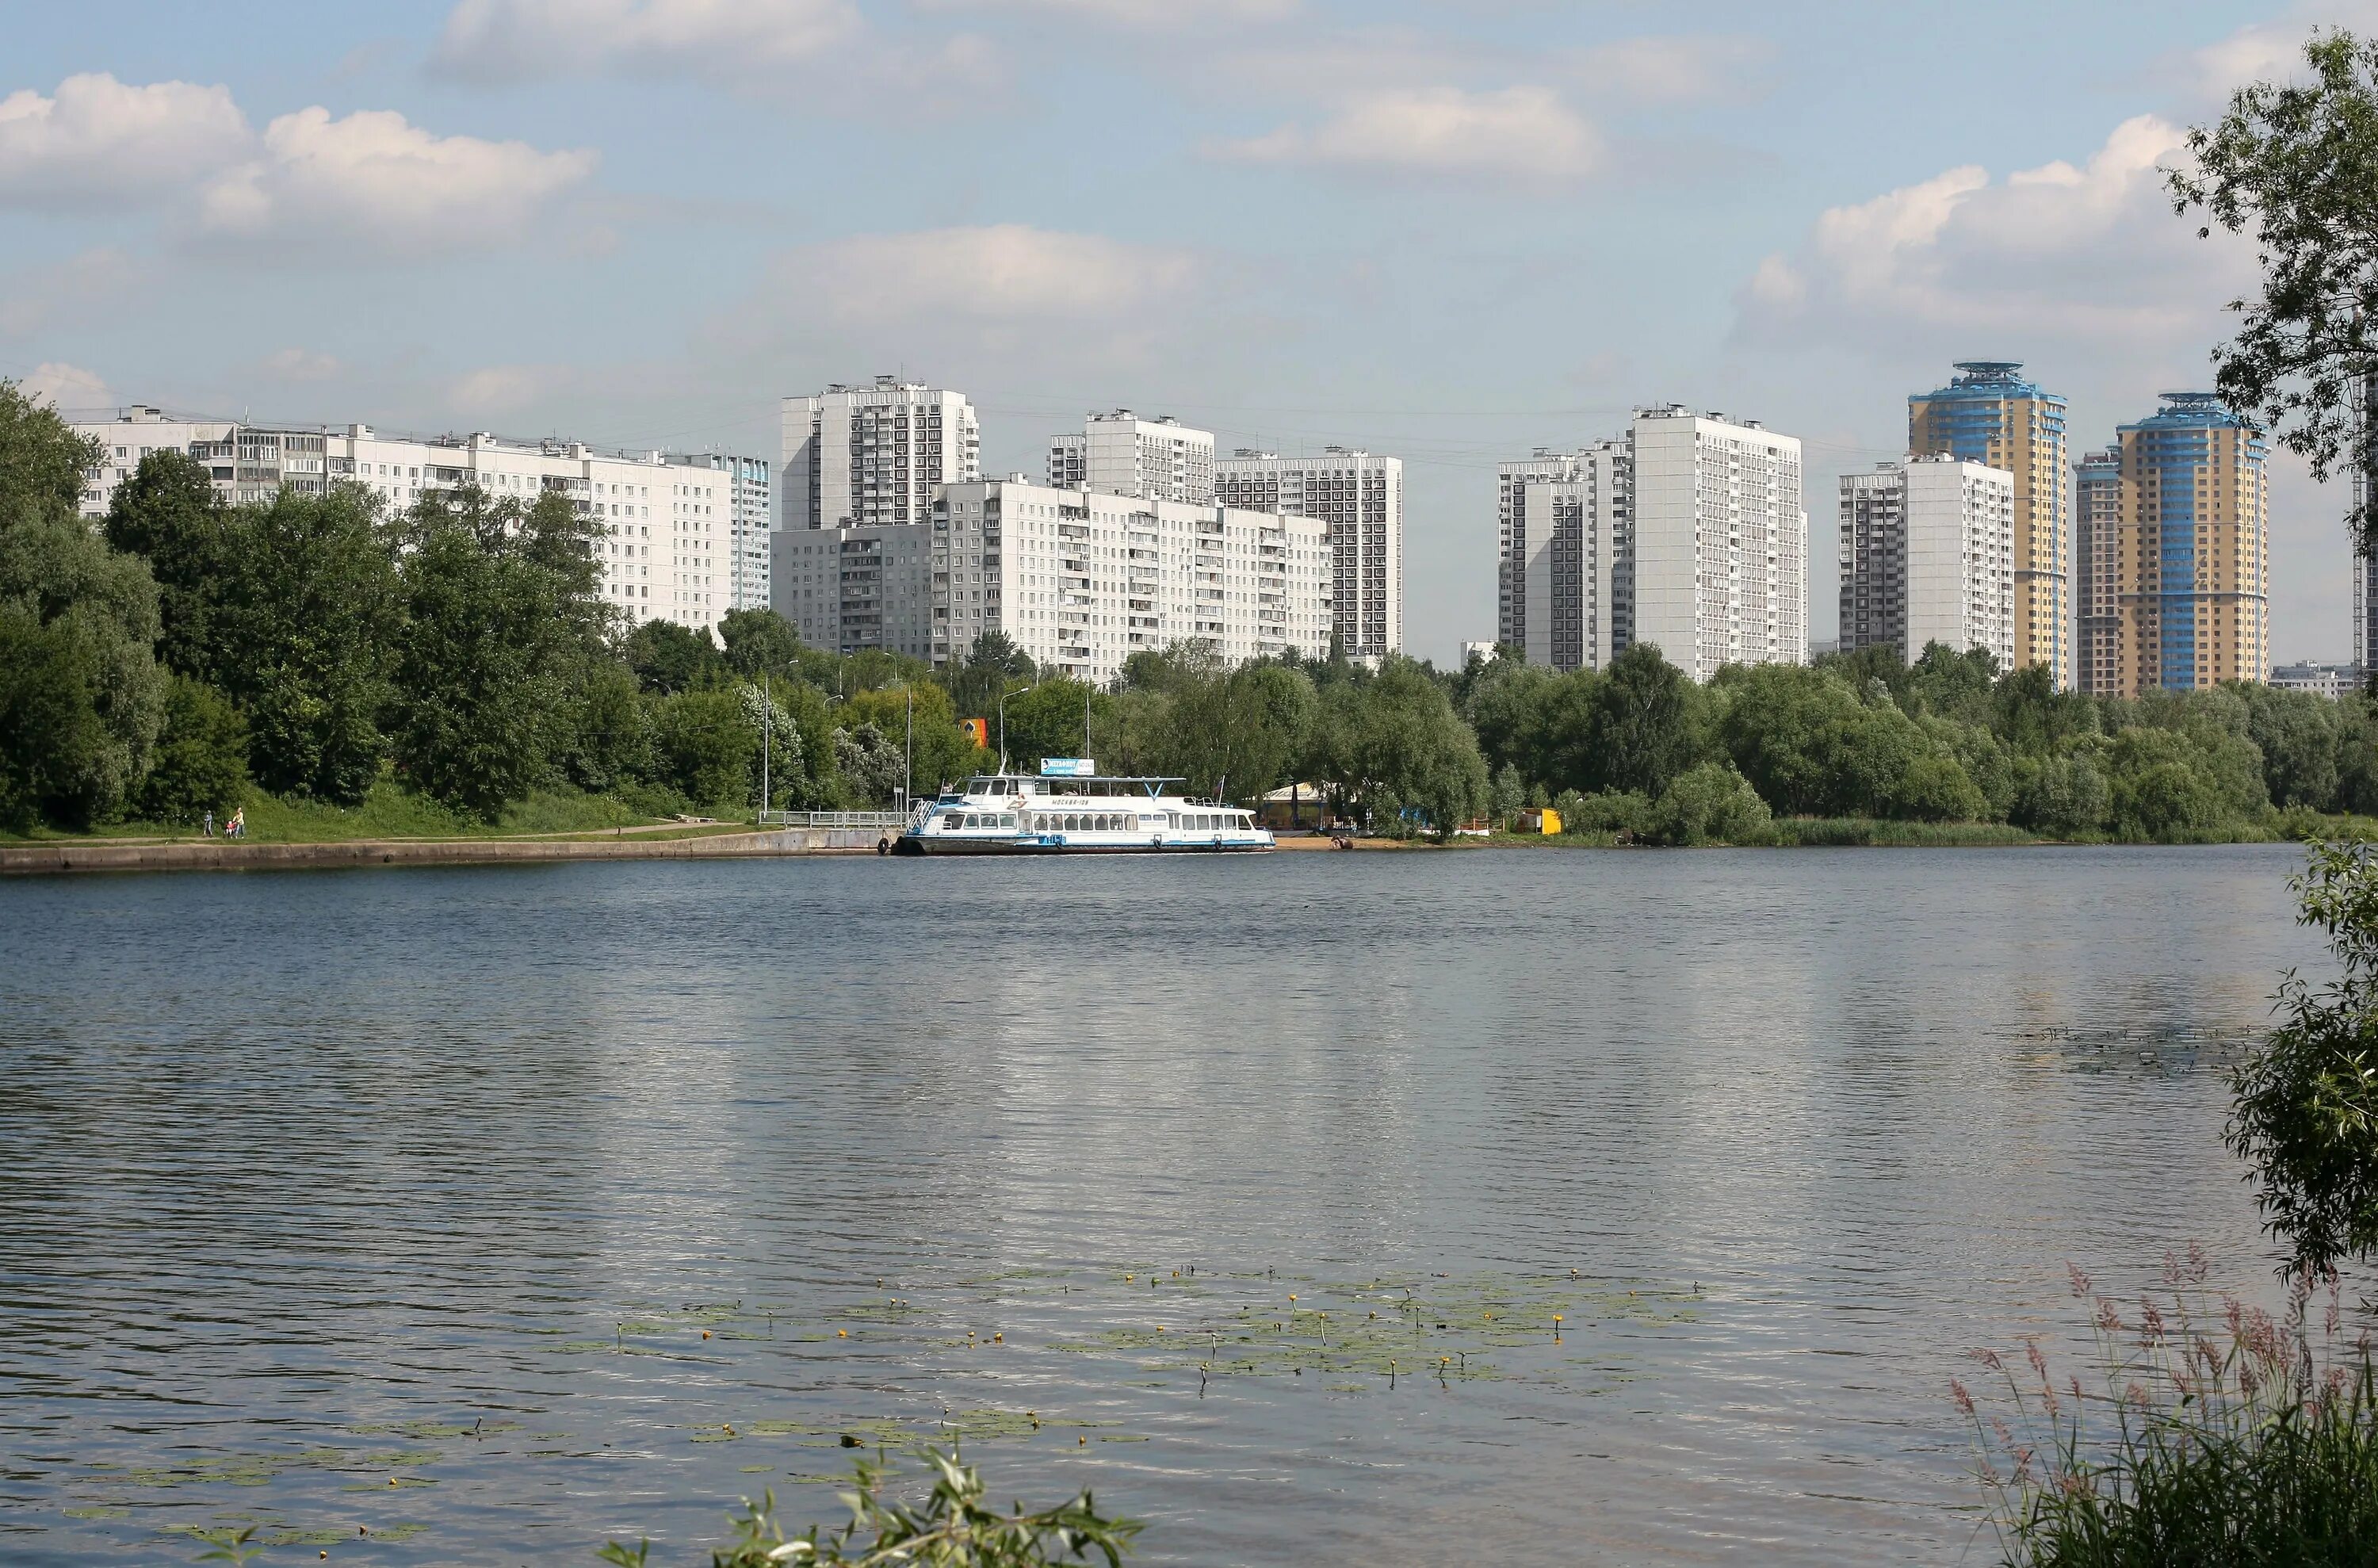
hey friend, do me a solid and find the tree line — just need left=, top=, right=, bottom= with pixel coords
left=6, top=376, right=2372, bottom=843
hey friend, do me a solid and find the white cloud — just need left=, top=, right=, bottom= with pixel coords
left=434, top=0, right=865, bottom=78
left=1219, top=85, right=1601, bottom=183
left=922, top=0, right=1297, bottom=27
left=195, top=107, right=596, bottom=250
left=1559, top=34, right=1775, bottom=105
left=1734, top=114, right=2250, bottom=351
left=0, top=74, right=250, bottom=205
left=18, top=361, right=113, bottom=413
left=774, top=224, right=1199, bottom=327
left=261, top=347, right=342, bottom=382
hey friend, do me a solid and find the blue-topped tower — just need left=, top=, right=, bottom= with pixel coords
left=1908, top=361, right=2068, bottom=686
left=2103, top=392, right=2269, bottom=695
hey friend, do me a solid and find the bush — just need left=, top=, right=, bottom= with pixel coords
left=135, top=676, right=248, bottom=824
left=2013, top=753, right=2112, bottom=839
left=1648, top=762, right=1770, bottom=846
left=655, top=690, right=753, bottom=812
left=1562, top=789, right=1652, bottom=838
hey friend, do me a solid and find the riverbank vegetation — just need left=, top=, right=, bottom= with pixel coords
left=6, top=379, right=2373, bottom=847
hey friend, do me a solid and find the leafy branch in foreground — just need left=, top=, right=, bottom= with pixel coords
left=2228, top=838, right=2378, bottom=1280
left=597, top=1448, right=1141, bottom=1567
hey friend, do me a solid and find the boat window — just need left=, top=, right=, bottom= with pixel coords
left=1000, top=813, right=1016, bottom=828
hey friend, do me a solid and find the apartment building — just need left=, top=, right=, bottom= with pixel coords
left=2091, top=392, right=2270, bottom=696
left=778, top=481, right=1332, bottom=682
left=1909, top=361, right=2071, bottom=686
left=1047, top=411, right=1215, bottom=503
left=2075, top=445, right=2124, bottom=696
left=780, top=376, right=980, bottom=532
left=1629, top=406, right=1806, bottom=681
left=667, top=451, right=773, bottom=614
left=1495, top=444, right=1631, bottom=672
left=1213, top=447, right=1400, bottom=660
left=2271, top=662, right=2359, bottom=700
left=1494, top=407, right=1803, bottom=681
left=1837, top=457, right=2015, bottom=671
left=71, top=404, right=741, bottom=633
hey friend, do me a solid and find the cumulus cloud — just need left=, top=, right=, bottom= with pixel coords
left=18, top=361, right=114, bottom=413
left=1734, top=114, right=2251, bottom=352
left=193, top=107, right=595, bottom=250
left=773, top=224, right=1199, bottom=327
left=0, top=74, right=250, bottom=205
left=452, top=364, right=556, bottom=415
left=434, top=0, right=864, bottom=78
left=1218, top=85, right=1601, bottom=183
left=1558, top=34, right=1775, bottom=105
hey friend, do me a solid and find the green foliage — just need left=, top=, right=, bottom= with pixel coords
left=948, top=631, right=1038, bottom=730
left=2229, top=839, right=2378, bottom=1279
left=1967, top=1260, right=2378, bottom=1568
left=2241, top=682, right=2345, bottom=809
left=2170, top=27, right=2378, bottom=549
left=569, top=657, right=654, bottom=794
left=135, top=675, right=249, bottom=824
left=1717, top=663, right=1975, bottom=820
left=717, top=607, right=803, bottom=679
left=597, top=1448, right=1140, bottom=1568
left=841, top=681, right=984, bottom=801
left=0, top=384, right=166, bottom=830
left=1490, top=763, right=1525, bottom=826
left=1161, top=659, right=1317, bottom=803
left=190, top=1524, right=266, bottom=1566
left=120, top=481, right=401, bottom=803
left=1906, top=641, right=1999, bottom=727
left=1310, top=656, right=1489, bottom=835
left=389, top=488, right=611, bottom=819
left=629, top=618, right=728, bottom=694
left=1646, top=760, right=1770, bottom=846
left=1000, top=678, right=1099, bottom=771
left=1561, top=789, right=1651, bottom=838
left=2013, top=752, right=2112, bottom=838
left=654, top=689, right=754, bottom=812
left=833, top=721, right=906, bottom=806
left=1584, top=644, right=1702, bottom=797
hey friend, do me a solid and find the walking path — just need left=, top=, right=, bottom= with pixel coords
left=0, top=824, right=888, bottom=876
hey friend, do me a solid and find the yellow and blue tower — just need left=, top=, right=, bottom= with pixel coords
left=1909, top=361, right=2069, bottom=684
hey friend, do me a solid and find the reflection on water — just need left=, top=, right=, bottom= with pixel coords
left=0, top=845, right=2322, bottom=1565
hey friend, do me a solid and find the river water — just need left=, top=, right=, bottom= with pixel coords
left=0, top=845, right=2326, bottom=1565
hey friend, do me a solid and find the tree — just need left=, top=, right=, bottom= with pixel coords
left=2105, top=727, right=2230, bottom=842
left=101, top=449, right=231, bottom=679
left=718, top=606, right=802, bottom=679
left=2241, top=681, right=2343, bottom=809
left=389, top=488, right=609, bottom=819
left=1585, top=644, right=1701, bottom=797
left=1647, top=761, right=1770, bottom=846
left=627, top=618, right=726, bottom=694
left=1491, top=763, right=1526, bottom=828
left=0, top=384, right=166, bottom=830
left=841, top=681, right=984, bottom=799
left=1906, top=641, right=1998, bottom=728
left=2170, top=29, right=2378, bottom=551
left=135, top=675, right=249, bottom=825
left=654, top=689, right=751, bottom=810
left=2011, top=752, right=2112, bottom=838
left=1001, top=678, right=1099, bottom=769
left=1309, top=656, right=1489, bottom=836
left=2228, top=838, right=2378, bottom=1279
left=833, top=721, right=906, bottom=805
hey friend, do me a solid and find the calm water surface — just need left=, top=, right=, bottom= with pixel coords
left=0, top=846, right=2326, bottom=1565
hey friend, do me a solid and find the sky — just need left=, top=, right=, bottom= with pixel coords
left=0, top=0, right=2365, bottom=665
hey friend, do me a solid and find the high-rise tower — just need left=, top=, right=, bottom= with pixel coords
left=2097, top=392, right=2269, bottom=696
left=1909, top=361, right=2070, bottom=686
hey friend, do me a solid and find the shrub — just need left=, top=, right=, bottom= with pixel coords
left=135, top=676, right=248, bottom=824
left=1648, top=762, right=1770, bottom=846
left=655, top=690, right=752, bottom=812
left=2013, top=754, right=2112, bottom=839
left=1562, top=789, right=1652, bottom=838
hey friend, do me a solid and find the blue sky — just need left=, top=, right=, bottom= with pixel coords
left=0, top=0, right=2359, bottom=663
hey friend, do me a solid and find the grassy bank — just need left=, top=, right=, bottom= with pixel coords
left=0, top=777, right=713, bottom=847
left=1395, top=808, right=2378, bottom=849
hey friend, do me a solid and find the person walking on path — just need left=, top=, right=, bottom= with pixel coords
left=226, top=806, right=245, bottom=839
left=201, top=809, right=215, bottom=838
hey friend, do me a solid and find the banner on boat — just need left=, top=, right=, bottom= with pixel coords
left=1039, top=758, right=1097, bottom=777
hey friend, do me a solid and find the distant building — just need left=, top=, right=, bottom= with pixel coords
left=2074, top=445, right=2124, bottom=696
left=1909, top=361, right=2070, bottom=686
left=667, top=451, right=772, bottom=614
left=782, top=481, right=1331, bottom=681
left=2091, top=392, right=2271, bottom=696
left=1047, top=411, right=1215, bottom=503
left=779, top=376, right=980, bottom=532
left=1493, top=407, right=1804, bottom=682
left=1496, top=443, right=1629, bottom=672
left=2270, top=662, right=2359, bottom=700
left=71, top=404, right=740, bottom=632
left=1214, top=447, right=1401, bottom=660
left=1460, top=641, right=1498, bottom=666
left=1837, top=456, right=2015, bottom=671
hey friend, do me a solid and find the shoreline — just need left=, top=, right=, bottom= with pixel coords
left=0, top=825, right=889, bottom=876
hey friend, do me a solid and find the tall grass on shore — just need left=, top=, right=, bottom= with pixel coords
left=1959, top=1251, right=2378, bottom=1566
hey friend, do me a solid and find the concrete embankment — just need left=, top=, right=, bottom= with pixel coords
left=0, top=827, right=891, bottom=877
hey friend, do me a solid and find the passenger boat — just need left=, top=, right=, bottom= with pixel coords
left=893, top=759, right=1273, bottom=855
